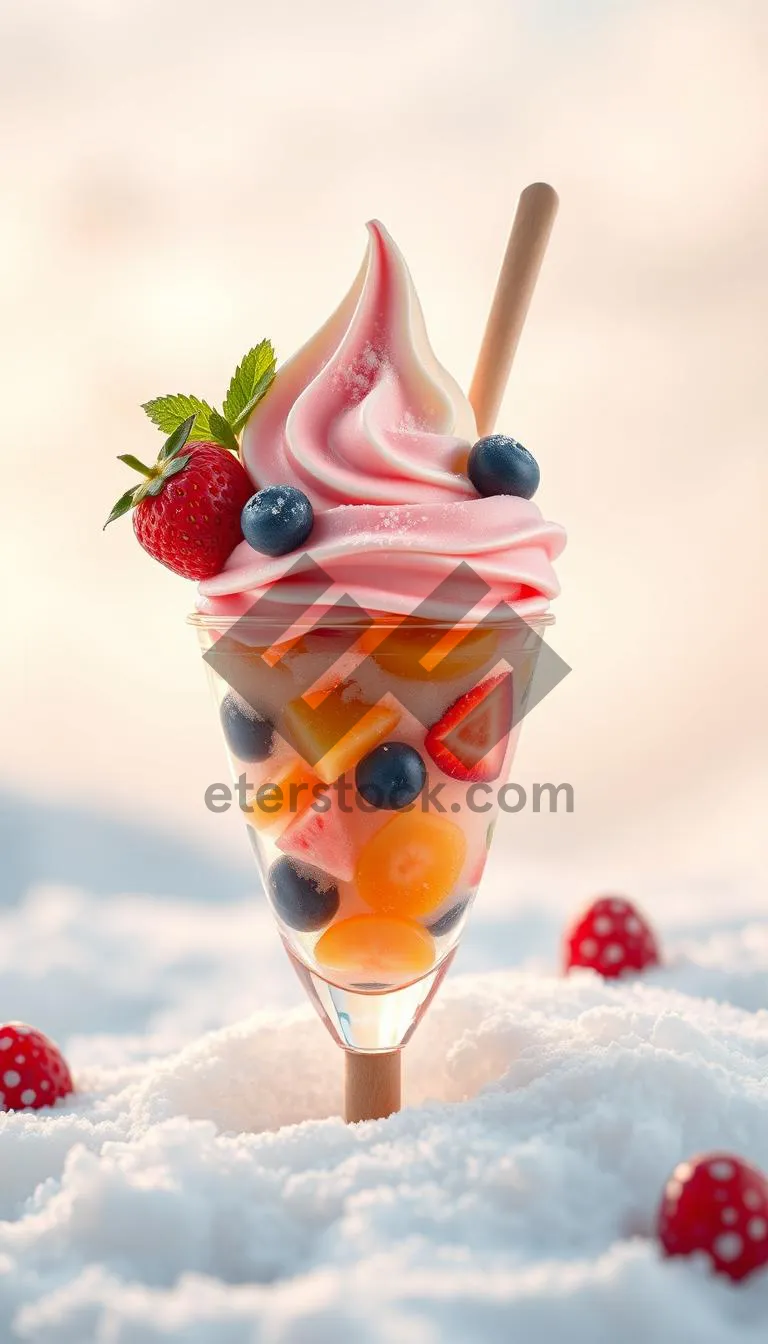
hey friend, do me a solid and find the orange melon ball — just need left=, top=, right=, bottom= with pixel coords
left=356, top=812, right=466, bottom=917
left=314, top=914, right=435, bottom=978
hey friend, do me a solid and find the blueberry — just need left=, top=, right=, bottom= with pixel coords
left=355, top=742, right=427, bottom=810
left=241, top=485, right=314, bottom=557
left=220, top=691, right=274, bottom=761
left=267, top=856, right=339, bottom=932
left=467, top=435, right=540, bottom=500
left=426, top=897, right=471, bottom=937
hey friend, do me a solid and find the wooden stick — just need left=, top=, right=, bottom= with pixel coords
left=344, top=1050, right=401, bottom=1123
left=469, top=182, right=559, bottom=437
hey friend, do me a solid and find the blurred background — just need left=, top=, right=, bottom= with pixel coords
left=1, top=0, right=766, bottom=934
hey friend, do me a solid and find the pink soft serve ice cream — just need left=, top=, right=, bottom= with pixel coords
left=197, top=220, right=565, bottom=618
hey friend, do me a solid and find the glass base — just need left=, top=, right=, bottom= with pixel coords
left=286, top=944, right=456, bottom=1051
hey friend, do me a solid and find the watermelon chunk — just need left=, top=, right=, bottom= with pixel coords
left=277, top=792, right=357, bottom=882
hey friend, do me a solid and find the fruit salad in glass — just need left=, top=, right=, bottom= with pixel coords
left=107, top=215, right=564, bottom=1112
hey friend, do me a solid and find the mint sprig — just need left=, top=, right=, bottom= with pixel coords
left=223, top=340, right=276, bottom=434
left=209, top=410, right=240, bottom=455
left=142, top=394, right=217, bottom=441
left=141, top=339, right=276, bottom=454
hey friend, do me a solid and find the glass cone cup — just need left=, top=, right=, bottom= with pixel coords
left=190, top=604, right=552, bottom=1053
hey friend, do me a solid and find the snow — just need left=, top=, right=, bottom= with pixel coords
left=0, top=859, right=767, bottom=1342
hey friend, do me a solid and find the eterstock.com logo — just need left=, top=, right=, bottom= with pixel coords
left=204, top=773, right=575, bottom=817
left=203, top=555, right=571, bottom=778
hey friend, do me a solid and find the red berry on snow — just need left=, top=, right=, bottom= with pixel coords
left=658, top=1153, right=768, bottom=1282
left=563, top=895, right=660, bottom=978
left=0, top=1023, right=73, bottom=1111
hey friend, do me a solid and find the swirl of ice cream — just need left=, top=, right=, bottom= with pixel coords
left=198, top=221, right=565, bottom=618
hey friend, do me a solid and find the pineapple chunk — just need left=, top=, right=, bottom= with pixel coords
left=282, top=687, right=400, bottom=785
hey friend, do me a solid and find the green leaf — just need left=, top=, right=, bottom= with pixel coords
left=132, top=479, right=155, bottom=505
left=208, top=410, right=241, bottom=454
left=142, top=394, right=215, bottom=441
left=230, top=370, right=276, bottom=435
left=103, top=486, right=138, bottom=529
left=143, top=453, right=191, bottom=498
left=117, top=453, right=154, bottom=477
left=160, top=454, right=190, bottom=481
left=158, top=415, right=196, bottom=462
left=223, top=340, right=276, bottom=433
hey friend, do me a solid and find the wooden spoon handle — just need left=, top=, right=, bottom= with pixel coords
left=469, top=183, right=559, bottom=437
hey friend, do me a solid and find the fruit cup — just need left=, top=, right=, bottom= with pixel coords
left=191, top=602, right=553, bottom=1121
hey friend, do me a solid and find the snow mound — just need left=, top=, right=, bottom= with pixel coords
left=1, top=900, right=767, bottom=1343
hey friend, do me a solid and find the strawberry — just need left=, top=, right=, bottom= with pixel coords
left=0, top=1022, right=73, bottom=1111
left=425, top=673, right=513, bottom=781
left=104, top=418, right=254, bottom=580
left=658, top=1153, right=768, bottom=1282
left=563, top=895, right=660, bottom=978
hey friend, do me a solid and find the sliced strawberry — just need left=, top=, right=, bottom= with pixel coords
left=425, top=674, right=513, bottom=782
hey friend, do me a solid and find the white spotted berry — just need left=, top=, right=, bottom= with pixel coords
left=658, top=1152, right=768, bottom=1282
left=563, top=896, right=660, bottom=978
left=0, top=1023, right=73, bottom=1112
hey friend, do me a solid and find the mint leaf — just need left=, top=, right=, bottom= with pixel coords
left=103, top=486, right=138, bottom=529
left=208, top=410, right=240, bottom=455
left=158, top=415, right=195, bottom=462
left=223, top=340, right=276, bottom=433
left=142, top=394, right=215, bottom=441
